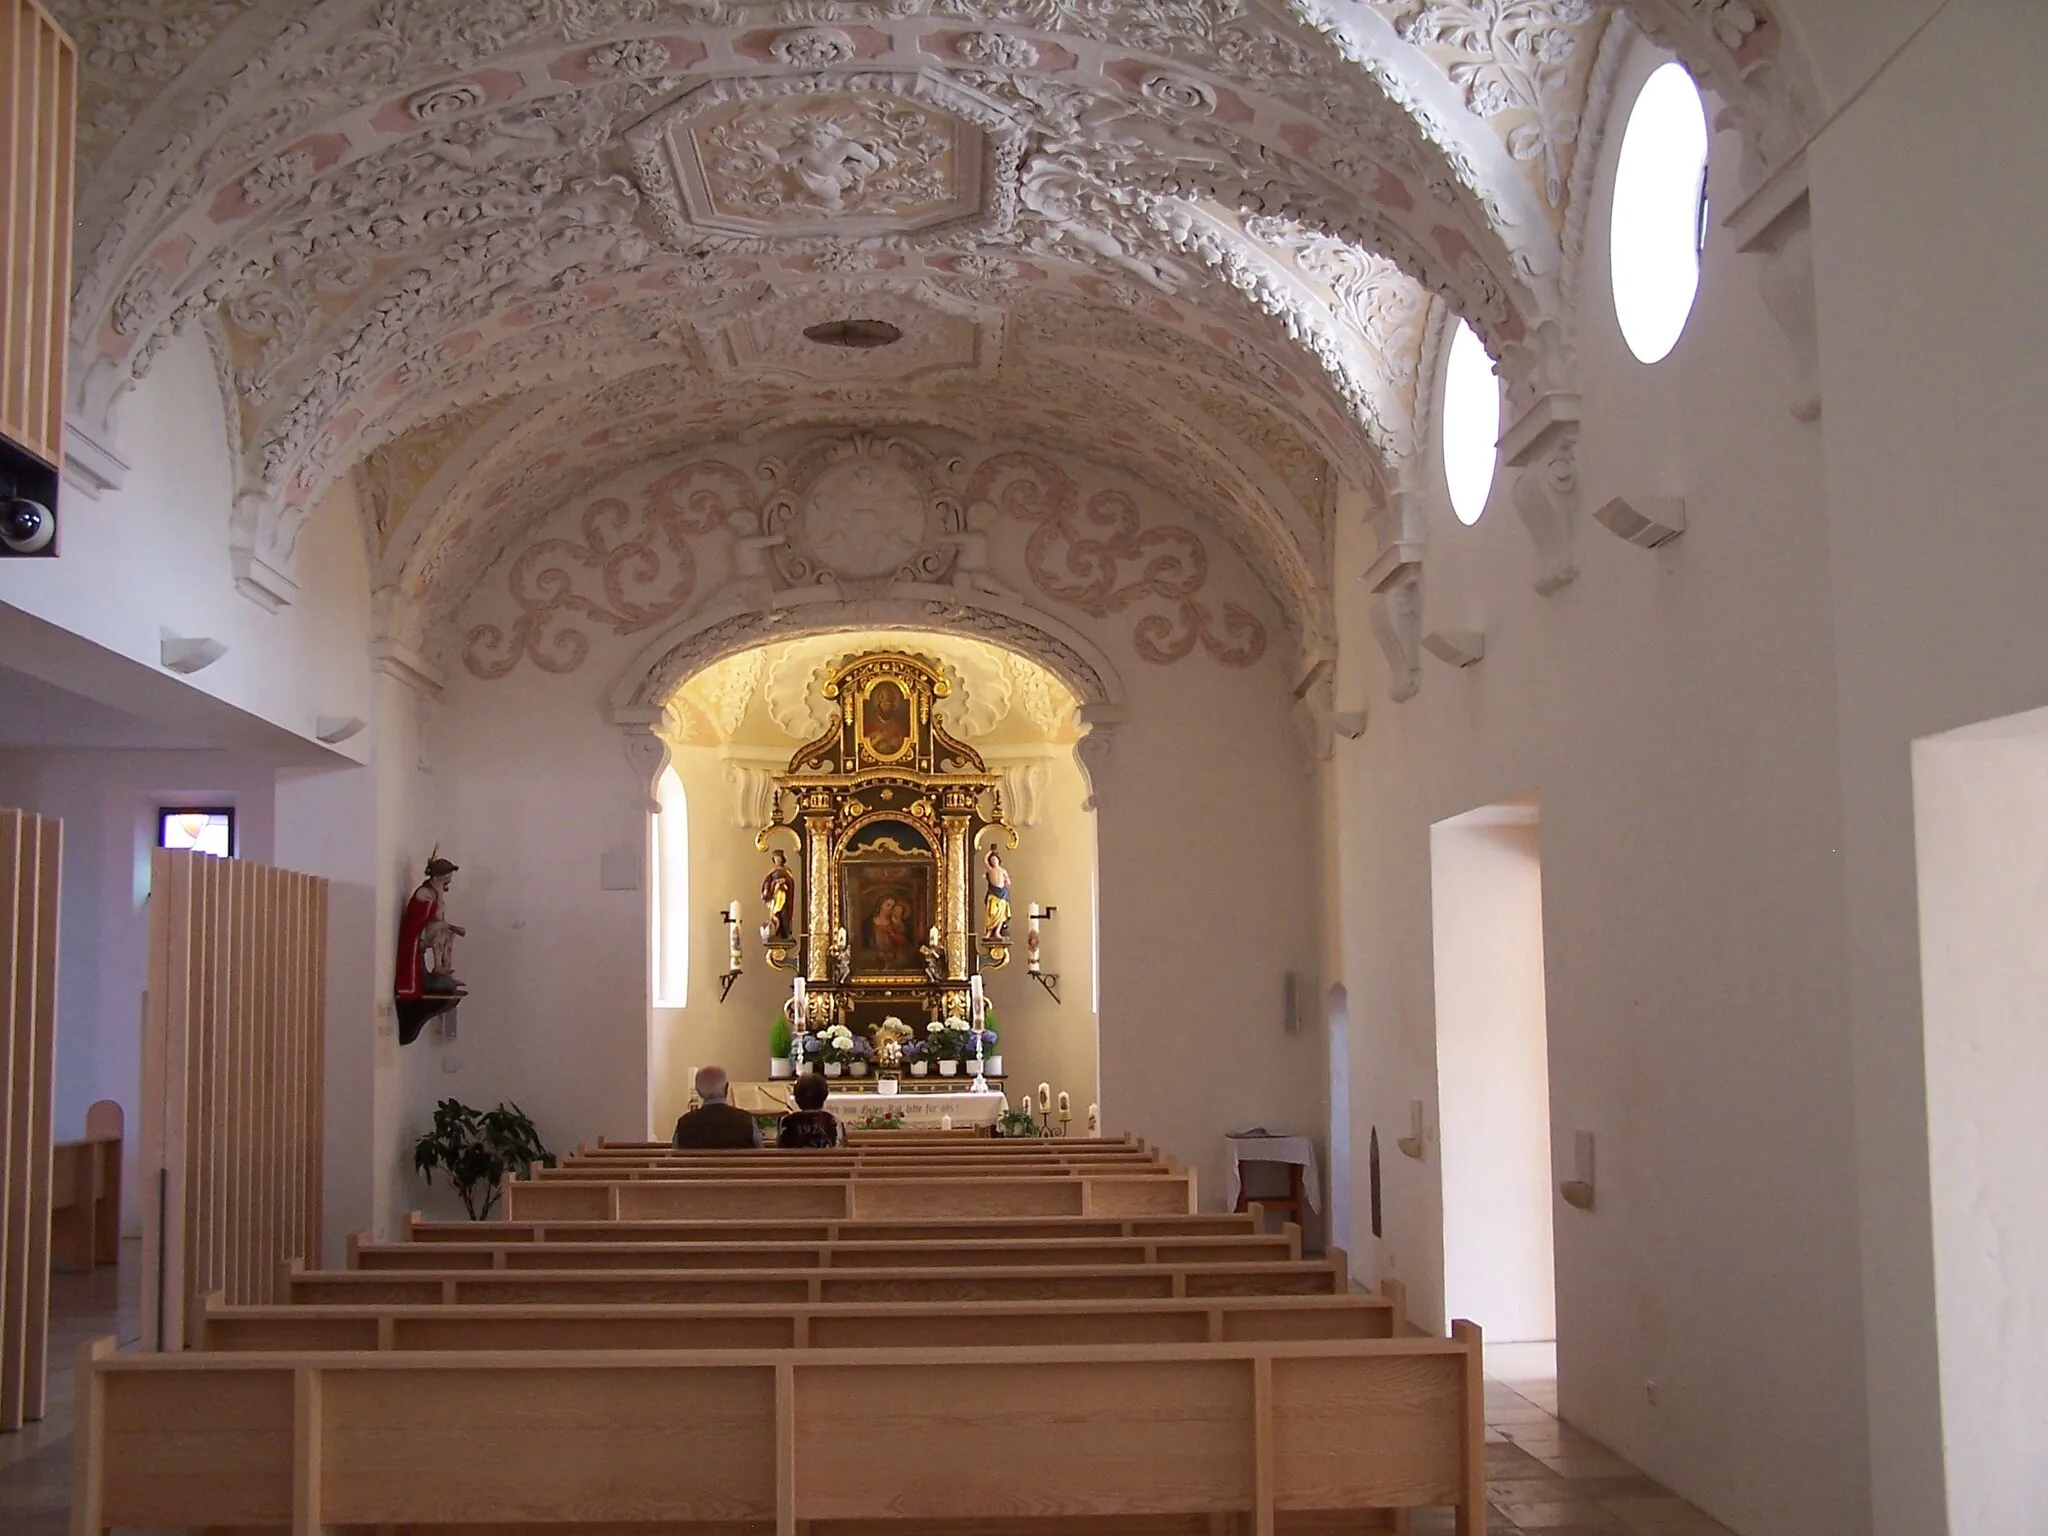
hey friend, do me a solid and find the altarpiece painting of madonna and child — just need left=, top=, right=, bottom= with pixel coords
left=843, top=822, right=933, bottom=976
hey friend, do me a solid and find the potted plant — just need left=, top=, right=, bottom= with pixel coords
left=798, top=1033, right=825, bottom=1075
left=978, top=1003, right=1002, bottom=1076
left=412, top=1098, right=554, bottom=1221
left=997, top=1104, right=1040, bottom=1138
left=929, top=1016, right=971, bottom=1076
left=903, top=1038, right=929, bottom=1077
left=768, top=1012, right=794, bottom=1079
left=818, top=1023, right=856, bottom=1077
left=845, top=1033, right=874, bottom=1078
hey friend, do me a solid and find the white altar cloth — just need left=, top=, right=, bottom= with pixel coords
left=827, top=1088, right=1004, bottom=1129
left=1225, top=1132, right=1321, bottom=1211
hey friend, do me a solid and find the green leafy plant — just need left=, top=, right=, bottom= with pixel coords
left=997, top=1106, right=1042, bottom=1138
left=412, top=1098, right=554, bottom=1220
left=768, top=1011, right=793, bottom=1061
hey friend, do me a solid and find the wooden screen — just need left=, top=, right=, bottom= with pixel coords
left=0, top=808, right=59, bottom=1429
left=140, top=850, right=328, bottom=1351
left=0, top=0, right=76, bottom=468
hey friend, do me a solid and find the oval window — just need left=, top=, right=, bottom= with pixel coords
left=1441, top=319, right=1500, bottom=526
left=1610, top=60, right=1710, bottom=364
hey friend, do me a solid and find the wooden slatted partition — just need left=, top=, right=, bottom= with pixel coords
left=0, top=807, right=58, bottom=1430
left=0, top=0, right=76, bottom=469
left=140, top=849, right=328, bottom=1350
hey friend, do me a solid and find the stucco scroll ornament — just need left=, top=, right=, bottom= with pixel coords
left=1369, top=568, right=1424, bottom=705
left=962, top=451, right=1268, bottom=669
left=1395, top=0, right=1599, bottom=208
left=1073, top=706, right=1122, bottom=815
left=760, top=433, right=962, bottom=591
left=462, top=459, right=758, bottom=679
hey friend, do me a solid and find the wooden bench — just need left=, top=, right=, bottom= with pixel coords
left=50, top=1100, right=121, bottom=1273
left=348, top=1230, right=1303, bottom=1272
left=403, top=1209, right=1264, bottom=1246
left=564, top=1143, right=1162, bottom=1163
left=283, top=1254, right=1351, bottom=1307
left=536, top=1158, right=1179, bottom=1181
left=73, top=1329, right=1487, bottom=1534
left=596, top=1130, right=1132, bottom=1149
left=200, top=1287, right=1411, bottom=1351
left=502, top=1170, right=1199, bottom=1222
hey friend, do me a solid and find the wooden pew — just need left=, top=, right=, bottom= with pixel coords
left=199, top=1286, right=1411, bottom=1351
left=283, top=1254, right=1352, bottom=1306
left=535, top=1160, right=1183, bottom=1183
left=348, top=1230, right=1303, bottom=1272
left=596, top=1130, right=1128, bottom=1149
left=565, top=1142, right=1161, bottom=1162
left=49, top=1099, right=121, bottom=1273
left=502, top=1170, right=1199, bottom=1221
left=402, top=1209, right=1264, bottom=1246
left=73, top=1329, right=1487, bottom=1534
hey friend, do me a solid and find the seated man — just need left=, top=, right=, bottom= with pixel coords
left=777, top=1072, right=844, bottom=1149
left=671, top=1066, right=762, bottom=1149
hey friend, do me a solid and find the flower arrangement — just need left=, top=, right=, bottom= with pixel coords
left=854, top=1107, right=907, bottom=1131
left=926, top=1016, right=973, bottom=1060
left=815, top=1023, right=871, bottom=1066
left=997, top=1105, right=1041, bottom=1138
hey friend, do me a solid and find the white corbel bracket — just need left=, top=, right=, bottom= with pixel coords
left=230, top=490, right=305, bottom=612
left=369, top=637, right=445, bottom=699
left=1361, top=538, right=1424, bottom=594
left=1726, top=150, right=1819, bottom=422
left=1501, top=392, right=1581, bottom=597
left=618, top=707, right=672, bottom=816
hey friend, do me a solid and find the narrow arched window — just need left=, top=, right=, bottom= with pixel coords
left=650, top=766, right=689, bottom=1006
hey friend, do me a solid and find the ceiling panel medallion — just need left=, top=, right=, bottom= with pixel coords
left=627, top=71, right=1026, bottom=249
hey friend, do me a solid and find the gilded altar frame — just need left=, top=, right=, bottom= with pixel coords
left=756, top=652, right=1015, bottom=1034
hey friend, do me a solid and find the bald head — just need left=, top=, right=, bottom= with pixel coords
left=694, top=1065, right=731, bottom=1103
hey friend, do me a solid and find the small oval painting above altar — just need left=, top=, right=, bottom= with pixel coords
left=860, top=678, right=915, bottom=763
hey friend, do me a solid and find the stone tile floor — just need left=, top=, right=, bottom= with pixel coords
left=1, top=1254, right=1739, bottom=1535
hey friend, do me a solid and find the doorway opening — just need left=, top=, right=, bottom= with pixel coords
left=1431, top=799, right=1556, bottom=1377
left=1912, top=705, right=2048, bottom=1531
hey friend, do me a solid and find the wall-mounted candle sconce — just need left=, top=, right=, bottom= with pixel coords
left=1396, top=1098, right=1426, bottom=1159
left=717, top=901, right=742, bottom=1002
left=1026, top=902, right=1060, bottom=1003
left=1560, top=1129, right=1596, bottom=1210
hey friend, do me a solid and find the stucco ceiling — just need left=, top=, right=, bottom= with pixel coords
left=53, top=0, right=1806, bottom=651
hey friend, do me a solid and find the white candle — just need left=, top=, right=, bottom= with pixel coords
left=1037, top=1081, right=1051, bottom=1114
left=969, top=973, right=984, bottom=1024
left=1058, top=1091, right=1070, bottom=1121
left=1026, top=904, right=1042, bottom=972
left=941, top=1112, right=952, bottom=1131
left=1088, top=1103, right=1099, bottom=1133
left=729, top=899, right=741, bottom=923
left=793, top=974, right=806, bottom=1029
left=727, top=905, right=744, bottom=972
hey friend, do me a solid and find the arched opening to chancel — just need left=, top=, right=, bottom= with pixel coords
left=643, top=629, right=1101, bottom=1136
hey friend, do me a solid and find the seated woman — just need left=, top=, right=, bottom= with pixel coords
left=777, top=1072, right=845, bottom=1149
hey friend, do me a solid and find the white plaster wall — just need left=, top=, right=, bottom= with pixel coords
left=0, top=748, right=277, bottom=1232
left=423, top=432, right=1322, bottom=1199
left=0, top=332, right=374, bottom=758
left=1800, top=6, right=2048, bottom=1528
left=1430, top=816, right=1555, bottom=1346
left=1327, top=37, right=1865, bottom=1534
left=647, top=740, right=1100, bottom=1136
left=1911, top=710, right=2048, bottom=1534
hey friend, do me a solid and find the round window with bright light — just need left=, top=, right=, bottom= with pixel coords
left=1610, top=60, right=1710, bottom=364
left=1440, top=319, right=1500, bottom=526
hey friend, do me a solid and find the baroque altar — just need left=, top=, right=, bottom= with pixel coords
left=757, top=651, right=1016, bottom=1057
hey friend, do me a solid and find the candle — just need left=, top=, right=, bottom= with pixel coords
left=1037, top=1082, right=1051, bottom=1114
left=728, top=899, right=741, bottom=923
left=941, top=1112, right=952, bottom=1131
left=1058, top=1091, right=1070, bottom=1122
left=1088, top=1103, right=1099, bottom=1133
left=793, top=974, right=806, bottom=1030
left=969, top=973, right=985, bottom=1024
left=727, top=903, right=744, bottom=972
left=1027, top=904, right=1042, bottom=972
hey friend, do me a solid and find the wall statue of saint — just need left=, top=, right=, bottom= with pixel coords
left=983, top=849, right=1012, bottom=941
left=760, top=849, right=796, bottom=942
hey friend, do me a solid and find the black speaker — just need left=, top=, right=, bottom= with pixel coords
left=0, top=436, right=59, bottom=558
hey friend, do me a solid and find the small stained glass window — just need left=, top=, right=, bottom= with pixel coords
left=159, top=807, right=235, bottom=858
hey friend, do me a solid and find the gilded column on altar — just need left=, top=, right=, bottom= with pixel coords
left=942, top=794, right=972, bottom=982
left=803, top=792, right=834, bottom=983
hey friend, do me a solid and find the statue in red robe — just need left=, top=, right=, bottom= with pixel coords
left=396, top=855, right=465, bottom=999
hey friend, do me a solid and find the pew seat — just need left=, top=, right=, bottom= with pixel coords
left=200, top=1288, right=1410, bottom=1351
left=284, top=1255, right=1351, bottom=1307
left=502, top=1171, right=1198, bottom=1222
left=403, top=1210, right=1264, bottom=1246
left=73, top=1331, right=1486, bottom=1535
left=351, top=1231, right=1300, bottom=1273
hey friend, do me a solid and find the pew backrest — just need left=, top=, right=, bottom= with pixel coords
left=74, top=1327, right=1485, bottom=1534
left=501, top=1171, right=1199, bottom=1222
